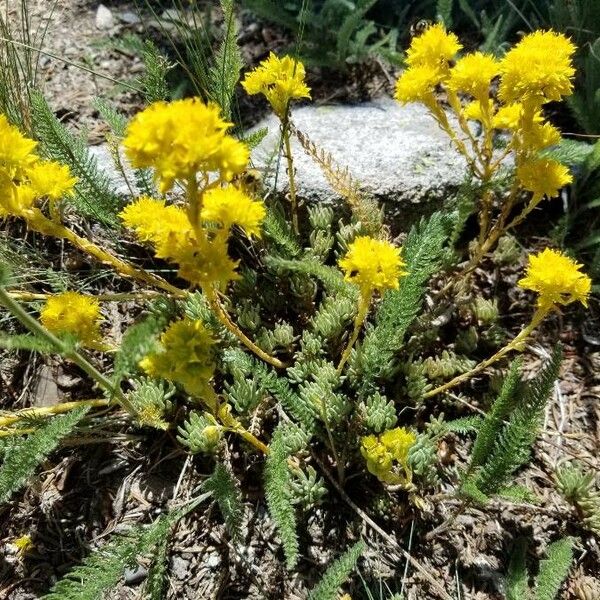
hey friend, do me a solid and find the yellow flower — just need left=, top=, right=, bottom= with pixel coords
left=463, top=100, right=485, bottom=122
left=141, top=318, right=216, bottom=398
left=123, top=99, right=249, bottom=193
left=518, top=248, right=591, bottom=309
left=360, top=427, right=416, bottom=485
left=405, top=23, right=461, bottom=69
left=394, top=64, right=442, bottom=105
left=516, top=158, right=572, bottom=202
left=201, top=186, right=266, bottom=238
left=120, top=196, right=193, bottom=259
left=492, top=103, right=527, bottom=130
left=520, top=121, right=562, bottom=152
left=0, top=114, right=37, bottom=171
left=241, top=53, right=311, bottom=118
left=448, top=52, right=498, bottom=98
left=13, top=535, right=34, bottom=558
left=339, top=236, right=407, bottom=296
left=40, top=291, right=103, bottom=348
left=120, top=196, right=240, bottom=288
left=176, top=234, right=240, bottom=289
left=26, top=160, right=78, bottom=200
left=499, top=30, right=576, bottom=105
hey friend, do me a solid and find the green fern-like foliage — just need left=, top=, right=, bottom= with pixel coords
left=0, top=332, right=55, bottom=353
left=505, top=537, right=575, bottom=600
left=42, top=508, right=186, bottom=600
left=225, top=349, right=315, bottom=431
left=307, top=540, right=365, bottom=600
left=29, top=91, right=121, bottom=227
left=112, top=301, right=175, bottom=385
left=468, top=358, right=522, bottom=470
left=0, top=406, right=89, bottom=503
left=208, top=0, right=243, bottom=119
left=505, top=538, right=529, bottom=600
left=463, top=348, right=562, bottom=501
left=204, top=461, right=243, bottom=541
left=354, top=211, right=452, bottom=392
left=533, top=537, right=575, bottom=600
left=264, top=424, right=299, bottom=568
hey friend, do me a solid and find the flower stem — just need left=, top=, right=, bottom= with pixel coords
left=282, top=114, right=299, bottom=236
left=0, top=399, right=109, bottom=429
left=0, top=286, right=136, bottom=415
left=424, top=307, right=547, bottom=399
left=337, top=292, right=371, bottom=375
left=204, top=286, right=286, bottom=369
left=219, top=407, right=269, bottom=454
left=27, top=213, right=186, bottom=298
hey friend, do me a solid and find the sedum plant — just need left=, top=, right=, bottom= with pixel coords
left=0, top=18, right=593, bottom=596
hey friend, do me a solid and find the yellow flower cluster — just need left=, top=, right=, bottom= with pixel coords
left=140, top=318, right=216, bottom=400
left=40, top=291, right=103, bottom=349
left=361, top=427, right=416, bottom=485
left=120, top=186, right=265, bottom=288
left=241, top=52, right=311, bottom=118
left=339, top=236, right=407, bottom=297
left=395, top=28, right=576, bottom=205
left=498, top=30, right=576, bottom=105
left=395, top=24, right=461, bottom=105
left=518, top=248, right=591, bottom=310
left=0, top=115, right=77, bottom=219
left=123, top=99, right=249, bottom=193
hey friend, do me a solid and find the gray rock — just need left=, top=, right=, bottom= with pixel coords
left=88, top=144, right=137, bottom=196
left=249, top=97, right=468, bottom=222
left=95, top=4, right=114, bottom=30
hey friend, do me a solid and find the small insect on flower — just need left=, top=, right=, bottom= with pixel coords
left=518, top=248, right=591, bottom=310
left=40, top=291, right=104, bottom=349
left=339, top=236, right=407, bottom=297
left=404, top=23, right=461, bottom=70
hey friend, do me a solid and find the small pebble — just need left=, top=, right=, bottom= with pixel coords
left=124, top=565, right=148, bottom=586
left=95, top=4, right=114, bottom=30
left=118, top=11, right=141, bottom=25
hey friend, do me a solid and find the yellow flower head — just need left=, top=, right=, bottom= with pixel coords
left=405, top=23, right=461, bottom=69
left=40, top=291, right=103, bottom=348
left=463, top=100, right=485, bottom=122
left=517, top=158, right=572, bottom=202
left=241, top=53, right=311, bottom=118
left=120, top=196, right=193, bottom=260
left=520, top=122, right=561, bottom=152
left=0, top=114, right=37, bottom=171
left=13, top=535, right=34, bottom=558
left=201, top=186, right=266, bottom=238
left=518, top=248, right=591, bottom=309
left=360, top=427, right=416, bottom=485
left=394, top=64, right=442, bottom=105
left=176, top=234, right=240, bottom=289
left=339, top=236, right=407, bottom=296
left=492, top=103, right=527, bottom=130
left=26, top=160, right=78, bottom=200
left=448, top=52, right=498, bottom=98
left=123, top=99, right=249, bottom=193
left=141, top=318, right=216, bottom=398
left=499, top=30, right=576, bottom=105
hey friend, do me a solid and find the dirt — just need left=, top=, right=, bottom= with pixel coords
left=0, top=2, right=599, bottom=599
